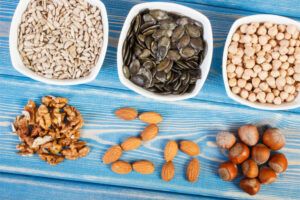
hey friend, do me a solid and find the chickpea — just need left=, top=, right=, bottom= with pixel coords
left=236, top=48, right=245, bottom=57
left=259, top=82, right=269, bottom=91
left=273, top=89, right=280, bottom=97
left=276, top=77, right=286, bottom=88
left=245, top=83, right=253, bottom=91
left=232, top=33, right=240, bottom=42
left=266, top=93, right=275, bottom=103
left=266, top=76, right=276, bottom=88
left=229, top=78, right=237, bottom=87
left=245, top=46, right=255, bottom=57
left=228, top=44, right=238, bottom=54
left=262, top=63, right=272, bottom=71
left=297, top=83, right=300, bottom=91
left=274, top=97, right=282, bottom=105
left=232, top=56, right=242, bottom=65
left=258, top=71, right=268, bottom=80
left=257, top=50, right=266, bottom=57
left=245, top=59, right=255, bottom=68
left=241, top=35, right=252, bottom=44
left=272, top=60, right=282, bottom=69
left=279, top=55, right=288, bottom=62
left=240, top=24, right=248, bottom=33
left=268, top=26, right=278, bottom=37
left=288, top=56, right=295, bottom=64
left=284, top=85, right=295, bottom=94
left=279, top=46, right=289, bottom=55
left=248, top=93, right=257, bottom=102
left=257, top=26, right=267, bottom=35
left=237, top=79, right=247, bottom=88
left=290, top=39, right=296, bottom=47
left=241, top=89, right=249, bottom=99
left=228, top=72, right=237, bottom=79
left=264, top=22, right=273, bottom=28
left=246, top=25, right=257, bottom=34
left=281, top=62, right=289, bottom=70
left=270, top=70, right=280, bottom=78
left=284, top=32, right=292, bottom=40
left=294, top=73, right=300, bottom=81
left=259, top=35, right=269, bottom=45
left=251, top=34, right=258, bottom=44
left=253, top=65, right=262, bottom=73
left=286, top=94, right=295, bottom=102
left=295, top=63, right=300, bottom=73
left=269, top=39, right=277, bottom=47
left=276, top=32, right=284, bottom=40
left=287, top=67, right=295, bottom=76
left=278, top=24, right=286, bottom=32
left=257, top=92, right=266, bottom=103
left=256, top=56, right=266, bottom=64
left=295, top=52, right=300, bottom=60
left=253, top=44, right=262, bottom=52
left=280, top=91, right=289, bottom=100
left=286, top=76, right=295, bottom=84
left=280, top=69, right=287, bottom=77
left=252, top=77, right=261, bottom=88
left=288, top=47, right=295, bottom=55
left=235, top=66, right=244, bottom=77
left=227, top=64, right=236, bottom=73
left=279, top=39, right=289, bottom=47
left=287, top=25, right=297, bottom=35
left=254, top=88, right=262, bottom=94
left=271, top=51, right=280, bottom=60
left=232, top=86, right=241, bottom=94
left=265, top=53, right=273, bottom=63
left=244, top=69, right=254, bottom=77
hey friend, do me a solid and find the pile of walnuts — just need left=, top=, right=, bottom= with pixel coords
left=13, top=96, right=89, bottom=165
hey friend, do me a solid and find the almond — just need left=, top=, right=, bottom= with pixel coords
left=179, top=140, right=200, bottom=156
left=102, top=145, right=123, bottom=164
left=161, top=161, right=175, bottom=182
left=121, top=137, right=142, bottom=151
left=186, top=158, right=200, bottom=182
left=132, top=160, right=155, bottom=174
left=115, top=107, right=138, bottom=121
left=139, top=112, right=163, bottom=124
left=111, top=160, right=132, bottom=174
left=140, top=124, right=159, bottom=141
left=164, top=140, right=178, bottom=162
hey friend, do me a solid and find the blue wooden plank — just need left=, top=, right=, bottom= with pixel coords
left=0, top=172, right=221, bottom=200
left=0, top=75, right=299, bottom=200
left=0, top=0, right=299, bottom=113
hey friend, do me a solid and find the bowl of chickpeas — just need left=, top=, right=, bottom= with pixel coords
left=223, top=14, right=300, bottom=110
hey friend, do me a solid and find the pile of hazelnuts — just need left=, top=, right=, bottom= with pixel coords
left=216, top=125, right=288, bottom=195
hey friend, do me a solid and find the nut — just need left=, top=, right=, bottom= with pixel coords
left=239, top=178, right=261, bottom=195
left=251, top=144, right=270, bottom=165
left=258, top=167, right=277, bottom=184
left=179, top=140, right=200, bottom=156
left=139, top=112, right=163, bottom=124
left=161, top=161, right=175, bottom=182
left=121, top=137, right=142, bottom=151
left=238, top=125, right=259, bottom=146
left=186, top=158, right=200, bottom=182
left=218, top=161, right=238, bottom=181
left=102, top=145, right=123, bottom=164
left=140, top=124, right=159, bottom=141
left=132, top=160, right=155, bottom=174
left=241, top=159, right=259, bottom=178
left=228, top=142, right=250, bottom=164
left=216, top=131, right=236, bottom=149
left=268, top=153, right=288, bottom=173
left=111, top=160, right=132, bottom=174
left=263, top=128, right=286, bottom=150
left=164, top=140, right=178, bottom=162
left=115, top=107, right=138, bottom=121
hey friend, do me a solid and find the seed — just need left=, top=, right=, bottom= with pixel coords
left=111, top=160, right=132, bottom=174
left=139, top=112, right=163, bottom=124
left=164, top=140, right=178, bottom=161
left=132, top=160, right=155, bottom=174
left=186, top=158, right=200, bottom=182
left=161, top=161, right=175, bottom=181
left=121, top=137, right=142, bottom=151
left=115, top=107, right=138, bottom=121
left=102, top=145, right=123, bottom=164
left=179, top=140, right=200, bottom=156
left=140, top=124, right=159, bottom=141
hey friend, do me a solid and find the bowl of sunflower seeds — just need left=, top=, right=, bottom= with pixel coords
left=10, top=0, right=109, bottom=85
left=117, top=2, right=213, bottom=101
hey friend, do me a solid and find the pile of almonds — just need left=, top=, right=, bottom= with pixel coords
left=227, top=22, right=300, bottom=105
left=102, top=107, right=162, bottom=175
left=162, top=140, right=200, bottom=182
left=216, top=125, right=288, bottom=195
left=102, top=107, right=201, bottom=183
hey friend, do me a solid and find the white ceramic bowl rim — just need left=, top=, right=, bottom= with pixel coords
left=9, top=0, right=109, bottom=85
left=223, top=14, right=300, bottom=110
left=117, top=2, right=213, bottom=101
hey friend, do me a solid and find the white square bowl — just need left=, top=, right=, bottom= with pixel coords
left=9, top=0, right=109, bottom=85
left=223, top=14, right=300, bottom=110
left=117, top=2, right=213, bottom=101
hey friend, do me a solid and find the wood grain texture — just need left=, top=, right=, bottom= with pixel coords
left=0, top=76, right=299, bottom=200
left=0, top=0, right=300, bottom=199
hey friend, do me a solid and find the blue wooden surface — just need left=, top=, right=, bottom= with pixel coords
left=0, top=0, right=300, bottom=200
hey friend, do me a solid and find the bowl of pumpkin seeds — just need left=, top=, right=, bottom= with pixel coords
left=117, top=2, right=213, bottom=101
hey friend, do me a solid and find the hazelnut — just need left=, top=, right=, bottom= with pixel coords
left=242, top=159, right=259, bottom=178
left=218, top=161, right=238, bottom=181
left=258, top=167, right=277, bottom=184
left=229, top=143, right=250, bottom=164
left=263, top=128, right=286, bottom=150
left=251, top=144, right=270, bottom=165
left=238, top=125, right=259, bottom=146
left=216, top=132, right=236, bottom=149
left=268, top=153, right=288, bottom=173
left=240, top=178, right=261, bottom=195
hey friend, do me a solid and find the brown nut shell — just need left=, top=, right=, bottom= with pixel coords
left=268, top=153, right=288, bottom=173
left=238, top=125, right=259, bottom=146
left=240, top=178, right=261, bottom=195
left=228, top=143, right=250, bottom=164
left=216, top=131, right=236, bottom=149
left=263, top=128, right=286, bottom=150
left=251, top=144, right=270, bottom=165
left=242, top=159, right=259, bottom=178
left=218, top=161, right=238, bottom=181
left=258, top=167, right=277, bottom=184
